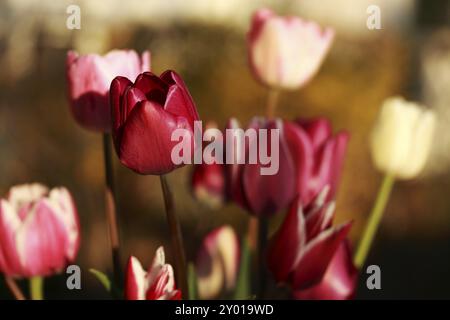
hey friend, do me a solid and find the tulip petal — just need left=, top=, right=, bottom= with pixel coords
left=267, top=197, right=306, bottom=283
left=125, top=256, right=147, bottom=300
left=110, top=76, right=133, bottom=133
left=0, top=200, right=22, bottom=275
left=242, top=119, right=297, bottom=215
left=293, top=240, right=358, bottom=300
left=118, top=100, right=194, bottom=175
left=292, top=221, right=352, bottom=289
left=297, top=118, right=332, bottom=151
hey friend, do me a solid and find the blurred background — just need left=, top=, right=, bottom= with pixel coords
left=0, top=0, right=450, bottom=299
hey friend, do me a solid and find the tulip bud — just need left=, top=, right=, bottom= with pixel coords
left=293, top=240, right=358, bottom=300
left=196, top=225, right=240, bottom=299
left=370, top=97, right=436, bottom=179
left=267, top=189, right=352, bottom=290
left=125, top=247, right=181, bottom=300
left=66, top=50, right=150, bottom=132
left=0, top=184, right=80, bottom=278
left=110, top=70, right=200, bottom=175
left=248, top=8, right=334, bottom=90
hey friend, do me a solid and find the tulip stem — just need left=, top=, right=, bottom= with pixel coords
left=29, top=276, right=43, bottom=300
left=256, top=216, right=269, bottom=299
left=4, top=276, right=25, bottom=300
left=102, top=133, right=122, bottom=287
left=354, top=174, right=395, bottom=269
left=159, top=175, right=188, bottom=298
left=266, top=89, right=280, bottom=119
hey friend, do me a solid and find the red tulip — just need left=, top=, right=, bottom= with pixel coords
left=293, top=240, right=358, bottom=300
left=66, top=50, right=150, bottom=132
left=248, top=8, right=334, bottom=89
left=125, top=247, right=181, bottom=300
left=267, top=188, right=352, bottom=290
left=225, top=117, right=348, bottom=216
left=0, top=184, right=80, bottom=278
left=225, top=117, right=297, bottom=216
left=110, top=70, right=200, bottom=175
left=284, top=118, right=349, bottom=206
left=196, top=225, right=240, bottom=299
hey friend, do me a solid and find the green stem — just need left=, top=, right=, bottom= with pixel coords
left=159, top=175, right=188, bottom=298
left=354, top=174, right=395, bottom=269
left=29, top=276, right=43, bottom=300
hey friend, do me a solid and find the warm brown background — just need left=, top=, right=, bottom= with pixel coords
left=0, top=0, right=449, bottom=299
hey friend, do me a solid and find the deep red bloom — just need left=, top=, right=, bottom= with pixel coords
left=293, top=240, right=358, bottom=300
left=267, top=188, right=352, bottom=290
left=125, top=247, right=181, bottom=300
left=66, top=50, right=150, bottom=132
left=110, top=71, right=200, bottom=175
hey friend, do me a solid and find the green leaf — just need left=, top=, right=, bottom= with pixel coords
left=233, top=239, right=252, bottom=299
left=187, top=262, right=198, bottom=300
left=89, top=268, right=111, bottom=292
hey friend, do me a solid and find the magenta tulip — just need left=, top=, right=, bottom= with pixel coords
left=267, top=188, right=352, bottom=290
left=66, top=49, right=150, bottom=132
left=293, top=240, right=358, bottom=300
left=110, top=70, right=200, bottom=175
left=0, top=184, right=80, bottom=278
left=248, top=8, right=334, bottom=89
left=125, top=247, right=181, bottom=300
left=225, top=117, right=348, bottom=216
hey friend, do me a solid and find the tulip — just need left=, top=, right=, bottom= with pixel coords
left=370, top=96, right=436, bottom=179
left=0, top=183, right=80, bottom=278
left=110, top=70, right=200, bottom=175
left=66, top=50, right=150, bottom=132
left=125, top=247, right=181, bottom=300
left=267, top=188, right=352, bottom=290
left=293, top=240, right=358, bottom=300
left=247, top=8, right=334, bottom=90
left=196, top=225, right=240, bottom=299
left=226, top=117, right=348, bottom=216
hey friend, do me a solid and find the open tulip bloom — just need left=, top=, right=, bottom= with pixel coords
left=267, top=187, right=353, bottom=294
left=125, top=247, right=181, bottom=300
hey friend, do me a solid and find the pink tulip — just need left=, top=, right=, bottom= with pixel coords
left=110, top=71, right=200, bottom=175
left=225, top=117, right=297, bottom=216
left=248, top=8, right=334, bottom=89
left=267, top=188, right=352, bottom=290
left=284, top=118, right=349, bottom=206
left=196, top=225, right=240, bottom=299
left=225, top=117, right=348, bottom=216
left=0, top=184, right=80, bottom=278
left=125, top=247, right=181, bottom=300
left=66, top=49, right=150, bottom=132
left=293, top=240, right=358, bottom=300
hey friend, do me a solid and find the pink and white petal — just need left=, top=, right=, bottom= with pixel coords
left=125, top=256, right=147, bottom=300
left=0, top=200, right=23, bottom=275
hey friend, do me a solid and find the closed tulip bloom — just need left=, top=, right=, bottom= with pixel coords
left=110, top=71, right=200, bottom=175
left=125, top=247, right=181, bottom=300
left=248, top=8, right=334, bottom=89
left=0, top=184, right=80, bottom=278
left=225, top=117, right=297, bottom=216
left=293, top=240, right=358, bottom=300
left=284, top=118, right=349, bottom=206
left=267, top=188, right=352, bottom=290
left=226, top=117, right=348, bottom=216
left=196, top=225, right=240, bottom=299
left=370, top=97, right=436, bottom=179
left=66, top=50, right=150, bottom=132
